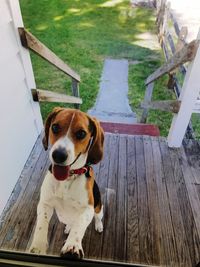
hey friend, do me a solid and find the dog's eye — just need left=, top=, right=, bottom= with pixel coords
left=75, top=130, right=87, bottom=140
left=52, top=123, right=60, bottom=134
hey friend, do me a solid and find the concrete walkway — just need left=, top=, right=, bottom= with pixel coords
left=169, top=0, right=200, bottom=42
left=88, top=59, right=137, bottom=124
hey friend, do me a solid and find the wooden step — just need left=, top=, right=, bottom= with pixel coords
left=100, top=121, right=160, bottom=136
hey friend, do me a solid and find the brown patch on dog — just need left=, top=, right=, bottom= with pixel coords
left=94, top=203, right=102, bottom=214
left=86, top=168, right=94, bottom=206
left=87, top=116, right=104, bottom=164
left=42, top=107, right=64, bottom=150
left=49, top=109, right=77, bottom=146
left=68, top=112, right=93, bottom=158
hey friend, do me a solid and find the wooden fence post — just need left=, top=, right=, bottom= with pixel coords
left=167, top=29, right=200, bottom=147
left=72, top=78, right=80, bottom=109
left=140, top=82, right=154, bottom=123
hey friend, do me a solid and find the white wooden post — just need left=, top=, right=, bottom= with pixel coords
left=8, top=0, right=43, bottom=133
left=167, top=28, right=200, bottom=147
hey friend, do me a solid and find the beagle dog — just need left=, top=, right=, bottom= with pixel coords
left=29, top=108, right=104, bottom=259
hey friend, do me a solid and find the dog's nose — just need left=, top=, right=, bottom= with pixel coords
left=52, top=148, right=68, bottom=164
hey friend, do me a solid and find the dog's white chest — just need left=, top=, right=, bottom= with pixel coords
left=54, top=175, right=88, bottom=205
left=41, top=171, right=90, bottom=225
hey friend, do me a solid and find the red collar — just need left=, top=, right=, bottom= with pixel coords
left=70, top=166, right=90, bottom=176
left=49, top=164, right=92, bottom=178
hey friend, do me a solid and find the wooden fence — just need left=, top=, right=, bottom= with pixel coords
left=18, top=28, right=82, bottom=109
left=140, top=0, right=200, bottom=142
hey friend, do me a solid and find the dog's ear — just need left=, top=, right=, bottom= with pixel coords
left=42, top=107, right=63, bottom=150
left=87, top=116, right=104, bottom=164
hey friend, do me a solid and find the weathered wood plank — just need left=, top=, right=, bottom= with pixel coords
left=140, top=82, right=154, bottom=123
left=166, top=32, right=175, bottom=54
left=176, top=26, right=188, bottom=52
left=156, top=0, right=166, bottom=31
left=32, top=89, right=82, bottom=104
left=143, top=136, right=161, bottom=266
left=169, top=147, right=200, bottom=266
left=169, top=11, right=181, bottom=37
left=126, top=136, right=139, bottom=263
left=178, top=146, right=200, bottom=238
left=166, top=31, right=187, bottom=76
left=135, top=137, right=151, bottom=265
left=196, top=184, right=200, bottom=202
left=161, top=38, right=170, bottom=62
left=146, top=40, right=200, bottom=85
left=151, top=137, right=178, bottom=266
left=13, top=155, right=50, bottom=251
left=0, top=136, right=46, bottom=248
left=0, top=147, right=49, bottom=250
left=18, top=28, right=80, bottom=82
left=159, top=141, right=192, bottom=266
left=114, top=135, right=127, bottom=261
left=160, top=39, right=179, bottom=90
left=158, top=2, right=170, bottom=41
left=0, top=135, right=43, bottom=231
left=141, top=100, right=181, bottom=113
left=101, top=134, right=119, bottom=261
left=183, top=139, right=200, bottom=185
left=72, top=79, right=80, bottom=109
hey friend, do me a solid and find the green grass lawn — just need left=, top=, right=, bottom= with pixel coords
left=20, top=0, right=176, bottom=135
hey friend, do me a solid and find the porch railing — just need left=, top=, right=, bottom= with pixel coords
left=18, top=27, right=82, bottom=109
left=140, top=0, right=200, bottom=147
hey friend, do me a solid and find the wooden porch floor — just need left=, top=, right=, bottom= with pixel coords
left=0, top=133, right=200, bottom=267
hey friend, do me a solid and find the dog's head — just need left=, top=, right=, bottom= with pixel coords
left=42, top=107, right=104, bottom=181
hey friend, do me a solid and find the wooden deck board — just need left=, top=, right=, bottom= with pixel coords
left=114, top=135, right=127, bottom=261
left=151, top=137, right=179, bottom=266
left=143, top=136, right=161, bottom=266
left=135, top=137, right=152, bottom=265
left=169, top=147, right=200, bottom=266
left=101, top=134, right=119, bottom=261
left=159, top=141, right=192, bottom=266
left=126, top=136, right=139, bottom=263
left=0, top=133, right=200, bottom=267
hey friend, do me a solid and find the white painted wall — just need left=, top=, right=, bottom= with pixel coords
left=0, top=0, right=43, bottom=213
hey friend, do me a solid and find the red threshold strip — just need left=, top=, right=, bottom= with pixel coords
left=100, top=122, right=160, bottom=136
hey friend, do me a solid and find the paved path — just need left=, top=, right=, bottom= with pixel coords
left=88, top=59, right=137, bottom=124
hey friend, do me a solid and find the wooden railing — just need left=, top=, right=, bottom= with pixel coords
left=140, top=0, right=200, bottom=140
left=18, top=27, right=82, bottom=109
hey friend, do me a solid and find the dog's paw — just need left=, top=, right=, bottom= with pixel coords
left=95, top=220, right=103, bottom=233
left=64, top=224, right=71, bottom=235
left=61, top=241, right=84, bottom=259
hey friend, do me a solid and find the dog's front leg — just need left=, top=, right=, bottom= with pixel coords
left=61, top=206, right=94, bottom=259
left=29, top=202, right=53, bottom=254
